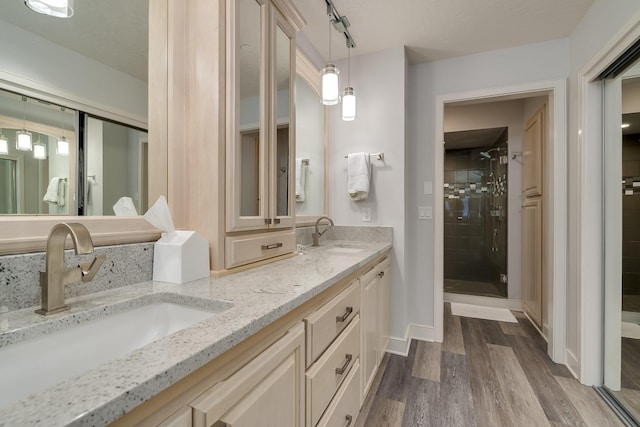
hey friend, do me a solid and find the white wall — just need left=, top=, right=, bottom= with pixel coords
left=328, top=47, right=408, bottom=340
left=567, top=0, right=640, bottom=384
left=406, top=38, right=569, bottom=333
left=0, top=20, right=147, bottom=124
left=295, top=77, right=325, bottom=216
left=444, top=100, right=526, bottom=302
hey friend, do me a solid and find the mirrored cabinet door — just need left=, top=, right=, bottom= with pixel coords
left=227, top=0, right=296, bottom=232
left=228, top=0, right=268, bottom=231
left=271, top=9, right=295, bottom=227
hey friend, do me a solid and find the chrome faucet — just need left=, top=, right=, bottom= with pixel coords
left=36, top=223, right=106, bottom=315
left=312, top=216, right=334, bottom=246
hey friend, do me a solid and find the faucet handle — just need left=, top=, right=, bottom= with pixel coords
left=79, top=255, right=106, bottom=282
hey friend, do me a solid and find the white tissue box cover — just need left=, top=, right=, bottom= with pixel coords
left=153, top=231, right=210, bottom=284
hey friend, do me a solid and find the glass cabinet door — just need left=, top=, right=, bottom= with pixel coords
left=270, top=9, right=296, bottom=227
left=228, top=0, right=268, bottom=231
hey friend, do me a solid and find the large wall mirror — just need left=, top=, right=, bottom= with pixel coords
left=0, top=0, right=159, bottom=254
left=295, top=50, right=327, bottom=224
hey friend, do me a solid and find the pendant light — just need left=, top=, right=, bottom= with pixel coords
left=24, top=0, right=74, bottom=18
left=16, top=96, right=32, bottom=152
left=341, top=46, right=356, bottom=121
left=0, top=132, right=8, bottom=155
left=321, top=14, right=340, bottom=105
left=33, top=140, right=47, bottom=160
left=57, top=107, right=69, bottom=156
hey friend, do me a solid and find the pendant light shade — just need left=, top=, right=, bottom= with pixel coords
left=16, top=130, right=33, bottom=151
left=321, top=64, right=340, bottom=105
left=342, top=87, right=356, bottom=121
left=56, top=136, right=69, bottom=156
left=33, top=141, right=47, bottom=160
left=0, top=135, right=8, bottom=155
left=24, top=0, right=74, bottom=18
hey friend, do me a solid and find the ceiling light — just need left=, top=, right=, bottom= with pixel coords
left=57, top=107, right=69, bottom=156
left=342, top=46, right=356, bottom=121
left=24, top=0, right=73, bottom=18
left=622, top=123, right=631, bottom=128
left=56, top=136, right=69, bottom=156
left=321, top=12, right=340, bottom=106
left=16, top=130, right=33, bottom=151
left=33, top=141, right=47, bottom=160
left=16, top=96, right=32, bottom=151
left=0, top=135, right=8, bottom=155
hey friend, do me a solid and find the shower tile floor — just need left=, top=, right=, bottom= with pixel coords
left=444, top=279, right=507, bottom=298
left=356, top=303, right=623, bottom=427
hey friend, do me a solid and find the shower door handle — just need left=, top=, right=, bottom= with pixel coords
left=457, top=216, right=463, bottom=220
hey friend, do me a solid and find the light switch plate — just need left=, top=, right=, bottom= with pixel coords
left=362, top=207, right=372, bottom=222
left=418, top=206, right=432, bottom=220
left=423, top=181, right=433, bottom=195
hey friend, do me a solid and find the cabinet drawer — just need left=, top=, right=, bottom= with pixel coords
left=305, top=280, right=361, bottom=366
left=306, top=315, right=360, bottom=427
left=158, top=407, right=192, bottom=427
left=225, top=230, right=295, bottom=269
left=316, top=358, right=361, bottom=427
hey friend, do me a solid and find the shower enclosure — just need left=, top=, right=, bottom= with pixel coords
left=444, top=128, right=509, bottom=298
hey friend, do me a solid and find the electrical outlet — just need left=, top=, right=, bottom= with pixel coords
left=362, top=207, right=372, bottom=222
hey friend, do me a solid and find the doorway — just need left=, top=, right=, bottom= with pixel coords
left=443, top=127, right=509, bottom=299
left=433, top=80, right=568, bottom=364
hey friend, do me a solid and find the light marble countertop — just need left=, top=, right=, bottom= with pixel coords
left=0, top=240, right=391, bottom=427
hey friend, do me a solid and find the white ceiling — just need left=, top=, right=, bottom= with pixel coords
left=0, top=0, right=594, bottom=82
left=296, top=0, right=594, bottom=63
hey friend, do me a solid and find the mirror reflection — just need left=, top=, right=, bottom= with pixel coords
left=0, top=0, right=149, bottom=216
left=0, top=89, right=74, bottom=214
left=294, top=75, right=325, bottom=217
left=239, top=0, right=263, bottom=218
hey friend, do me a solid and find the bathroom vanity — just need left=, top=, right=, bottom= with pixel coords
left=0, top=238, right=391, bottom=426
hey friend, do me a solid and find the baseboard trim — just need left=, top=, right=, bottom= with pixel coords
left=444, top=292, right=523, bottom=311
left=622, top=311, right=640, bottom=324
left=566, top=349, right=579, bottom=380
left=386, top=324, right=436, bottom=356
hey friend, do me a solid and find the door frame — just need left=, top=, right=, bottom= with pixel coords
left=577, top=9, right=640, bottom=386
left=434, top=78, right=568, bottom=363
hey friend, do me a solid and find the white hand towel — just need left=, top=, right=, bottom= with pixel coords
left=43, top=177, right=65, bottom=206
left=347, top=152, right=370, bottom=201
left=295, top=158, right=307, bottom=202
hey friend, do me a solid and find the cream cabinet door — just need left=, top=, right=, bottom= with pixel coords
left=377, top=259, right=390, bottom=362
left=190, top=323, right=304, bottom=427
left=522, top=105, right=545, bottom=198
left=360, top=267, right=379, bottom=399
left=522, top=198, right=543, bottom=328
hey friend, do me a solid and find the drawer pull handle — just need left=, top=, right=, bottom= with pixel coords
left=261, top=243, right=283, bottom=250
left=336, top=306, right=353, bottom=323
left=345, top=415, right=353, bottom=426
left=274, top=218, right=281, bottom=224
left=335, top=353, right=353, bottom=375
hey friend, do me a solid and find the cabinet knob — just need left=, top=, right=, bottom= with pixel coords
left=335, top=353, right=353, bottom=375
left=336, top=306, right=353, bottom=323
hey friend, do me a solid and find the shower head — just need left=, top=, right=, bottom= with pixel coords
left=479, top=147, right=501, bottom=159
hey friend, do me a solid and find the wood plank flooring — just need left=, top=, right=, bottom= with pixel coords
left=357, top=303, right=624, bottom=427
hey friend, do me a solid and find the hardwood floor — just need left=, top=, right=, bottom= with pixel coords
left=357, top=303, right=624, bottom=427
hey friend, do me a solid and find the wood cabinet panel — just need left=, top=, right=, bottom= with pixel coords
left=190, top=323, right=304, bottom=427
left=316, top=359, right=361, bottom=427
left=361, top=267, right=379, bottom=399
left=522, top=198, right=543, bottom=328
left=377, top=258, right=391, bottom=362
left=306, top=315, right=360, bottom=426
left=305, top=280, right=361, bottom=366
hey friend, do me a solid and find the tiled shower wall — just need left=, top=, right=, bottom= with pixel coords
left=623, top=134, right=640, bottom=312
left=444, top=133, right=508, bottom=297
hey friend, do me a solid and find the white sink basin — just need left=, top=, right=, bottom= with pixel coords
left=0, top=301, right=224, bottom=409
left=328, top=247, right=364, bottom=254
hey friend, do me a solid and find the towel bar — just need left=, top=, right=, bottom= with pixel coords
left=344, top=152, right=384, bottom=161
